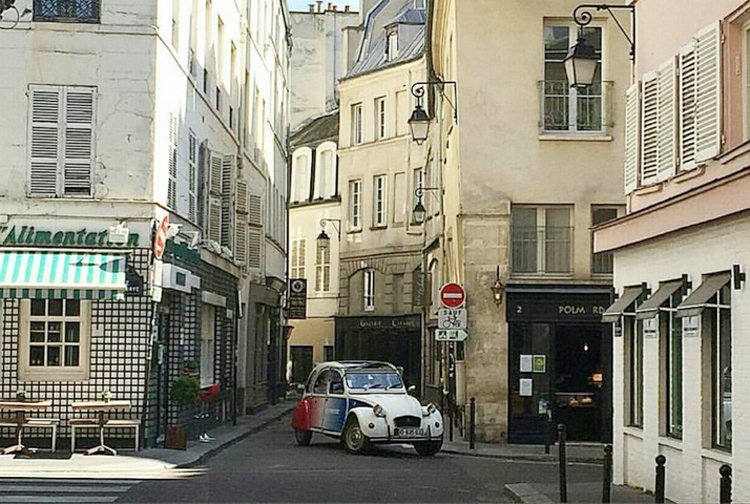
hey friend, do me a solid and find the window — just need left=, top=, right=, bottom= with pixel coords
left=349, top=180, right=361, bottom=231
left=315, top=241, right=331, bottom=292
left=627, top=316, right=644, bottom=427
left=373, top=175, right=387, bottom=227
left=364, top=269, right=375, bottom=311
left=387, top=31, right=398, bottom=61
left=291, top=149, right=311, bottom=203
left=543, top=24, right=602, bottom=132
left=201, top=304, right=216, bottom=387
left=352, top=103, right=363, bottom=145
left=188, top=131, right=198, bottom=221
left=324, top=345, right=334, bottom=361
left=665, top=290, right=684, bottom=439
left=33, top=0, right=100, bottom=22
left=28, top=85, right=95, bottom=198
left=511, top=206, right=572, bottom=274
left=414, top=0, right=426, bottom=9
left=706, top=282, right=732, bottom=450
left=375, top=97, right=387, bottom=139
left=314, top=144, right=337, bottom=199
left=329, top=371, right=344, bottom=395
left=20, top=299, right=90, bottom=381
left=314, top=369, right=331, bottom=394
left=168, top=113, right=178, bottom=210
left=216, top=87, right=221, bottom=111
left=592, top=206, right=619, bottom=274
left=291, top=239, right=305, bottom=278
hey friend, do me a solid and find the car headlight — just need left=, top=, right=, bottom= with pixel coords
left=422, top=403, right=437, bottom=417
left=373, top=404, right=387, bottom=417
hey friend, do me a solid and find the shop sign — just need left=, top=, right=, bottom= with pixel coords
left=336, top=315, right=420, bottom=331
left=412, top=271, right=431, bottom=307
left=125, top=268, right=143, bottom=296
left=0, top=225, right=140, bottom=248
left=507, top=295, right=609, bottom=322
left=286, top=278, right=307, bottom=319
left=643, top=317, right=658, bottom=338
left=533, top=355, right=546, bottom=373
left=682, top=316, right=699, bottom=338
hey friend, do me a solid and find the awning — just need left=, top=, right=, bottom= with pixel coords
left=0, top=250, right=127, bottom=300
left=676, top=271, right=731, bottom=318
left=635, top=279, right=685, bottom=320
left=601, top=285, right=647, bottom=323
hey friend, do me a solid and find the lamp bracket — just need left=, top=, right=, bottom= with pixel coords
left=414, top=185, right=440, bottom=200
left=572, top=3, right=635, bottom=61
left=410, top=80, right=458, bottom=122
left=319, top=218, right=341, bottom=240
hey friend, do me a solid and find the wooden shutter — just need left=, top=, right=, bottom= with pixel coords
left=29, top=86, right=61, bottom=196
left=694, top=21, right=721, bottom=162
left=206, top=152, right=223, bottom=243
left=168, top=113, right=178, bottom=208
left=248, top=193, right=263, bottom=226
left=234, top=179, right=248, bottom=265
left=656, top=57, right=677, bottom=182
left=247, top=228, right=262, bottom=269
left=209, top=153, right=223, bottom=196
left=624, top=83, right=640, bottom=194
left=220, top=155, right=234, bottom=249
left=208, top=200, right=222, bottom=243
left=63, top=87, right=94, bottom=196
left=640, top=72, right=659, bottom=185
left=679, top=42, right=697, bottom=171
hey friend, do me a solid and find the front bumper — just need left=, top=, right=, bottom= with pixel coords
left=361, top=415, right=444, bottom=443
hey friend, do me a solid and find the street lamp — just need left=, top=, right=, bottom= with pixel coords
left=411, top=185, right=440, bottom=225
left=566, top=3, right=635, bottom=88
left=408, top=80, right=458, bottom=144
left=317, top=218, right=341, bottom=250
left=491, top=266, right=505, bottom=306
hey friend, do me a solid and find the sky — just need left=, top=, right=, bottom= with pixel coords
left=287, top=0, right=360, bottom=12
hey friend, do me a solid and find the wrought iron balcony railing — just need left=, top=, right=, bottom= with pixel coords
left=33, top=0, right=100, bottom=23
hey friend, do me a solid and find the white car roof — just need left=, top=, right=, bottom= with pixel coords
left=310, top=360, right=398, bottom=374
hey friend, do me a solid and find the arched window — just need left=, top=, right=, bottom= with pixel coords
left=291, top=147, right=312, bottom=203
left=314, top=141, right=337, bottom=199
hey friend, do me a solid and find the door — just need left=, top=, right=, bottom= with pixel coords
left=323, top=370, right=347, bottom=433
left=290, top=346, right=314, bottom=385
left=309, top=369, right=330, bottom=430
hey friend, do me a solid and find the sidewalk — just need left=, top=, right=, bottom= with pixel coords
left=443, top=438, right=605, bottom=463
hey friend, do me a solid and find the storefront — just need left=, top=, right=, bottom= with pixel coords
left=334, top=315, right=421, bottom=389
left=506, top=286, right=613, bottom=444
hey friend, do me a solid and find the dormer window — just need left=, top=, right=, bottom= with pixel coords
left=386, top=31, right=398, bottom=61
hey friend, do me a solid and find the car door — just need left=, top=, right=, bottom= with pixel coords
left=323, top=370, right=347, bottom=433
left=309, top=369, right=330, bottom=430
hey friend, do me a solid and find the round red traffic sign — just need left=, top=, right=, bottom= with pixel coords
left=439, top=283, right=465, bottom=308
left=154, top=215, right=169, bottom=260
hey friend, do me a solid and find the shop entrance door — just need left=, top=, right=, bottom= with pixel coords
left=289, top=345, right=313, bottom=385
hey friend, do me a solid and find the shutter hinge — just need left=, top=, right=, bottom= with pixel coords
left=721, top=33, right=726, bottom=44
left=721, top=133, right=726, bottom=145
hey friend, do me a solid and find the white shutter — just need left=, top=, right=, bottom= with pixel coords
left=209, top=153, right=222, bottom=196
left=679, top=42, right=697, bottom=171
left=220, top=155, right=234, bottom=249
left=247, top=227, right=262, bottom=269
left=235, top=213, right=248, bottom=265
left=248, top=193, right=263, bottom=226
left=640, top=71, right=659, bottom=185
left=656, top=57, right=677, bottom=182
left=694, top=21, right=721, bottom=162
left=208, top=200, right=222, bottom=243
left=624, top=83, right=640, bottom=194
left=236, top=179, right=248, bottom=214
left=29, top=86, right=61, bottom=196
left=168, top=113, right=178, bottom=208
left=63, top=87, right=94, bottom=196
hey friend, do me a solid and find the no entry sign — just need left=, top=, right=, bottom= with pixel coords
left=439, top=283, right=465, bottom=308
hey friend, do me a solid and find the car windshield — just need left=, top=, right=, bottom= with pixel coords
left=345, top=371, right=403, bottom=392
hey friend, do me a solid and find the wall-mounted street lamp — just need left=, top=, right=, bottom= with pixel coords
left=565, top=3, right=635, bottom=88
left=408, top=80, right=458, bottom=145
left=316, top=218, right=341, bottom=250
left=0, top=0, right=31, bottom=30
left=490, top=266, right=506, bottom=306
left=411, top=185, right=440, bottom=225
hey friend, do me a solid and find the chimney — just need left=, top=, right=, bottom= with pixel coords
left=327, top=2, right=332, bottom=11
left=344, top=5, right=350, bottom=12
left=316, top=1, right=322, bottom=13
left=332, top=5, right=338, bottom=12
left=309, top=3, right=315, bottom=12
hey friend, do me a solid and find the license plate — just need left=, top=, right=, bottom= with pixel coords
left=395, top=427, right=424, bottom=437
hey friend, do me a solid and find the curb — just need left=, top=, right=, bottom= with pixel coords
left=441, top=447, right=602, bottom=464
left=505, top=483, right=556, bottom=504
left=176, top=407, right=293, bottom=469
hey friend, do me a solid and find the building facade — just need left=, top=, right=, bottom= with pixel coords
left=0, top=0, right=289, bottom=447
left=594, top=0, right=750, bottom=500
left=424, top=0, right=629, bottom=443
left=335, top=0, right=427, bottom=389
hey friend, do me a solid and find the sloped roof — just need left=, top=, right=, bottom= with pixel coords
left=290, top=111, right=339, bottom=148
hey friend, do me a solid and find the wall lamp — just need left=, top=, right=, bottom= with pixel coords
left=0, top=0, right=31, bottom=30
left=491, top=266, right=505, bottom=306
left=411, top=185, right=440, bottom=225
left=408, top=80, right=458, bottom=145
left=316, top=218, right=341, bottom=250
left=565, top=3, right=635, bottom=88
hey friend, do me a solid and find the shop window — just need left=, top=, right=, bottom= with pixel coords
left=626, top=316, right=644, bottom=428
left=706, top=282, right=732, bottom=450
left=664, top=291, right=684, bottom=439
left=19, top=299, right=91, bottom=381
left=511, top=206, right=572, bottom=275
left=201, top=304, right=216, bottom=387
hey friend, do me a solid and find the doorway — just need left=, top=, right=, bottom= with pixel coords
left=290, top=345, right=314, bottom=385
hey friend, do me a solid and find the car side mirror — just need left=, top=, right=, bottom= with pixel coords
left=408, top=385, right=417, bottom=395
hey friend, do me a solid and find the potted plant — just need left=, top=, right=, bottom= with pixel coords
left=165, top=374, right=200, bottom=450
left=182, top=359, right=199, bottom=376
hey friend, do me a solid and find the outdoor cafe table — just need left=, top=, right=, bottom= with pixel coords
left=0, top=400, right=53, bottom=456
left=71, top=400, right=131, bottom=455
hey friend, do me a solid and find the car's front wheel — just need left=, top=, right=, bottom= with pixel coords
left=342, top=417, right=369, bottom=454
left=414, top=438, right=442, bottom=456
left=294, top=428, right=312, bottom=446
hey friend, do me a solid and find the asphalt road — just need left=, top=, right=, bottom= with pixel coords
left=116, top=415, right=603, bottom=503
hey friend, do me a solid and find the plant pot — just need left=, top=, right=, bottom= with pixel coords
left=165, top=426, right=188, bottom=450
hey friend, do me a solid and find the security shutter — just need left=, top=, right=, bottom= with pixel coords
left=63, top=88, right=95, bottom=196
left=624, top=83, right=640, bottom=194
left=679, top=42, right=697, bottom=171
left=29, top=87, right=61, bottom=196
left=220, top=155, right=235, bottom=250
left=640, top=72, right=659, bottom=185
left=168, top=113, right=178, bottom=209
left=656, top=57, right=677, bottom=182
left=694, top=21, right=721, bottom=162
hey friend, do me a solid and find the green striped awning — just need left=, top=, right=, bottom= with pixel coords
left=0, top=251, right=127, bottom=300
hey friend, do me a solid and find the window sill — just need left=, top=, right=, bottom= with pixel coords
left=19, top=369, right=89, bottom=382
left=538, top=133, right=613, bottom=142
left=701, top=447, right=733, bottom=464
left=347, top=228, right=362, bottom=234
left=370, top=225, right=388, bottom=231
left=658, top=436, right=684, bottom=451
left=623, top=426, right=644, bottom=438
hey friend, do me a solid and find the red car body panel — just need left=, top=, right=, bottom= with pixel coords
left=291, top=396, right=313, bottom=431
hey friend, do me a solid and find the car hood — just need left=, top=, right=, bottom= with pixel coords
left=355, top=394, right=424, bottom=417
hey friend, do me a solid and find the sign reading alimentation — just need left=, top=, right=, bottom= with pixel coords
left=0, top=225, right=140, bottom=247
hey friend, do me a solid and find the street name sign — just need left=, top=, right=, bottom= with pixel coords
left=435, top=329, right=469, bottom=342
left=438, top=308, right=467, bottom=329
left=439, top=283, right=465, bottom=308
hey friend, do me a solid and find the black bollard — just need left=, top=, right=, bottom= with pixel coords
left=602, top=445, right=613, bottom=503
left=544, top=411, right=553, bottom=454
left=720, top=464, right=732, bottom=504
left=558, top=423, right=568, bottom=503
left=654, top=455, right=666, bottom=503
left=469, top=397, right=476, bottom=450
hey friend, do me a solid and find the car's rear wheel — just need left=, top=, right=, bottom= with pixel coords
left=294, top=428, right=312, bottom=446
left=342, top=417, right=369, bottom=454
left=414, top=437, right=442, bottom=456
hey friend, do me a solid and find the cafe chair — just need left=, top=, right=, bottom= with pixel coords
left=0, top=417, right=60, bottom=452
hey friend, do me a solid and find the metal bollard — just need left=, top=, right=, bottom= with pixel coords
left=602, top=445, right=613, bottom=503
left=544, top=411, right=553, bottom=454
left=469, top=397, right=476, bottom=450
left=654, top=455, right=666, bottom=503
left=558, top=423, right=568, bottom=503
left=720, top=464, right=732, bottom=504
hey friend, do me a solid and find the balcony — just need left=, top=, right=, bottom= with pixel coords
left=511, top=225, right=573, bottom=275
left=538, top=80, right=613, bottom=134
left=33, top=0, right=100, bottom=23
